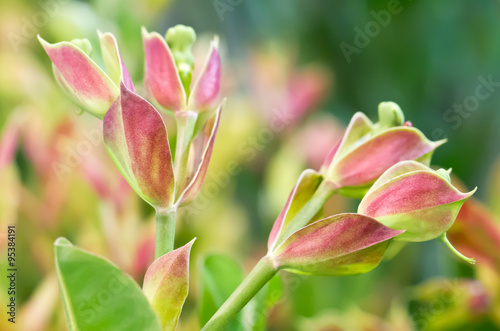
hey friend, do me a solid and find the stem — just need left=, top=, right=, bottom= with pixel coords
left=440, top=233, right=475, bottom=264
left=274, top=179, right=337, bottom=247
left=202, top=257, right=277, bottom=331
left=173, top=111, right=198, bottom=198
left=155, top=209, right=177, bottom=259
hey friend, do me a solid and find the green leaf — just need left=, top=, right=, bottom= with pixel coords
left=143, top=239, right=194, bottom=330
left=54, top=237, right=161, bottom=331
left=199, top=254, right=245, bottom=330
left=242, top=274, right=283, bottom=331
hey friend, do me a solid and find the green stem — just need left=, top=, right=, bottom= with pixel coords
left=201, top=257, right=277, bottom=331
left=174, top=111, right=198, bottom=198
left=440, top=233, right=475, bottom=264
left=274, top=179, right=337, bottom=247
left=155, top=209, right=177, bottom=259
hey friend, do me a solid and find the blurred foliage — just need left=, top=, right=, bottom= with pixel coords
left=1, top=0, right=500, bottom=330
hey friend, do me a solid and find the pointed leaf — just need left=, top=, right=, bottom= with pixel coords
left=188, top=38, right=221, bottom=111
left=38, top=36, right=119, bottom=118
left=98, top=31, right=135, bottom=91
left=270, top=213, right=403, bottom=276
left=323, top=112, right=374, bottom=169
left=329, top=127, right=445, bottom=189
left=199, top=254, right=245, bottom=330
left=178, top=101, right=223, bottom=206
left=103, top=83, right=175, bottom=209
left=268, top=169, right=323, bottom=253
left=54, top=237, right=161, bottom=331
left=358, top=163, right=475, bottom=241
left=143, top=239, right=194, bottom=331
left=142, top=27, right=186, bottom=112
left=365, top=160, right=430, bottom=195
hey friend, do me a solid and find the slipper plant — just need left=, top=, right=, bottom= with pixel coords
left=40, top=25, right=476, bottom=331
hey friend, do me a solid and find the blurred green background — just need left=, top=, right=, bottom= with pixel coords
left=1, top=0, right=500, bottom=330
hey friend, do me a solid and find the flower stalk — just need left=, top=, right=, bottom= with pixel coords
left=201, top=256, right=277, bottom=331
left=155, top=208, right=177, bottom=259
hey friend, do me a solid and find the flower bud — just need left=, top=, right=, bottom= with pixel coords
left=375, top=101, right=404, bottom=132
left=165, top=25, right=196, bottom=93
left=321, top=103, right=445, bottom=198
left=142, top=26, right=220, bottom=113
left=358, top=161, right=476, bottom=242
left=38, top=32, right=132, bottom=118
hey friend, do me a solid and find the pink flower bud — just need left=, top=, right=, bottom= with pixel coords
left=38, top=32, right=132, bottom=118
left=358, top=161, right=476, bottom=242
left=321, top=103, right=445, bottom=198
left=142, top=27, right=220, bottom=113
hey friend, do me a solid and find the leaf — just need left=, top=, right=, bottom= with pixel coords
left=54, top=237, right=161, bottom=331
left=38, top=36, right=119, bottom=119
left=103, top=83, right=175, bottom=209
left=142, top=27, right=186, bottom=112
left=178, top=101, right=223, bottom=206
left=358, top=162, right=475, bottom=241
left=188, top=38, right=221, bottom=111
left=270, top=213, right=403, bottom=276
left=268, top=169, right=323, bottom=253
left=143, top=239, right=194, bottom=331
left=199, top=254, right=245, bottom=330
left=322, top=112, right=373, bottom=170
left=98, top=31, right=135, bottom=92
left=329, top=127, right=445, bottom=190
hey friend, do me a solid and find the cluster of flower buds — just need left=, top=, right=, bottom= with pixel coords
left=40, top=25, right=221, bottom=330
left=266, top=169, right=403, bottom=275
left=265, top=104, right=475, bottom=276
left=39, top=25, right=223, bottom=212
